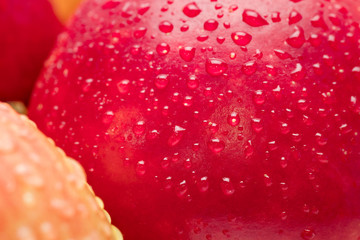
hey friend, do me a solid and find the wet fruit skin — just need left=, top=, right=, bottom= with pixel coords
left=29, top=0, right=360, bottom=239
left=0, top=102, right=123, bottom=240
left=0, top=0, right=62, bottom=102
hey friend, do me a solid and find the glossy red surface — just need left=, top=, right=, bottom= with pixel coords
left=0, top=0, right=62, bottom=102
left=29, top=0, right=360, bottom=239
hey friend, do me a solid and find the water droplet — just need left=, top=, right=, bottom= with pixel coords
left=274, top=49, right=292, bottom=59
left=288, top=9, right=302, bottom=24
left=297, top=99, right=308, bottom=111
left=117, top=79, right=130, bottom=94
left=209, top=123, right=219, bottom=133
left=242, top=61, right=257, bottom=75
left=216, top=36, right=225, bottom=44
left=286, top=26, right=305, bottom=48
left=328, top=13, right=341, bottom=26
left=138, top=3, right=150, bottom=15
left=291, top=132, right=302, bottom=142
left=263, top=174, right=272, bottom=187
left=291, top=63, right=306, bottom=81
left=176, top=180, right=188, bottom=198
left=180, top=24, right=189, bottom=32
left=159, top=21, right=174, bottom=33
left=252, top=90, right=265, bottom=105
left=134, top=27, right=147, bottom=38
left=227, top=112, right=240, bottom=126
left=352, top=66, right=360, bottom=81
left=231, top=31, right=252, bottom=46
left=208, top=138, right=225, bottom=153
left=251, top=118, right=263, bottom=132
left=244, top=140, right=254, bottom=157
left=183, top=96, right=193, bottom=107
left=271, top=12, right=281, bottom=22
left=161, top=157, right=170, bottom=169
left=197, top=176, right=209, bottom=192
left=187, top=75, right=199, bottom=89
left=184, top=158, right=192, bottom=169
left=229, top=4, right=238, bottom=12
left=301, top=228, right=315, bottom=240
left=197, top=35, right=209, bottom=42
left=223, top=22, right=230, bottom=28
left=309, top=34, right=322, bottom=47
left=136, top=160, right=146, bottom=176
left=133, top=121, right=146, bottom=135
left=242, top=9, right=269, bottom=27
left=204, top=19, right=219, bottom=31
left=168, top=126, right=186, bottom=146
left=183, top=2, right=201, bottom=18
left=102, top=0, right=121, bottom=9
left=130, top=45, right=142, bottom=56
left=280, top=157, right=288, bottom=168
left=311, top=13, right=328, bottom=30
left=221, top=177, right=235, bottom=196
left=206, top=58, right=228, bottom=76
left=179, top=47, right=196, bottom=62
left=155, top=74, right=169, bottom=89
left=316, top=152, right=328, bottom=164
left=156, top=43, right=170, bottom=55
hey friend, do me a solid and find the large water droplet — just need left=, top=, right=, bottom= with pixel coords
left=176, top=180, right=188, bottom=198
left=263, top=174, right=273, bottom=187
left=117, top=79, right=130, bottom=94
left=187, top=75, right=199, bottom=89
left=227, top=112, right=240, bottom=126
left=221, top=177, right=235, bottom=196
left=168, top=126, right=186, bottom=146
left=242, top=9, right=269, bottom=27
left=179, top=47, right=196, bottom=62
left=133, top=121, right=146, bottom=135
left=271, top=12, right=281, bottom=22
left=274, top=49, right=292, bottom=59
left=286, top=26, right=305, bottom=48
left=231, top=31, right=252, bottom=46
left=288, top=9, right=302, bottom=24
left=159, top=21, right=174, bottom=33
left=133, top=27, right=147, bottom=38
left=156, top=43, right=170, bottom=55
left=311, top=13, right=328, bottom=30
left=301, top=228, right=315, bottom=240
left=251, top=118, right=263, bottom=132
left=155, top=74, right=169, bottom=89
left=242, top=61, right=257, bottom=75
left=102, top=0, right=121, bottom=9
left=183, top=2, right=201, bottom=17
left=136, top=160, right=146, bottom=176
left=206, top=58, right=228, bottom=76
left=204, top=19, right=219, bottom=31
left=208, top=138, right=225, bottom=153
left=197, top=176, right=209, bottom=192
left=291, top=63, right=306, bottom=81
left=138, top=3, right=150, bottom=15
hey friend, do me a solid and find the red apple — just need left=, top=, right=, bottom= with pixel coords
left=0, top=102, right=122, bottom=240
left=0, top=0, right=62, bottom=102
left=29, top=0, right=360, bottom=239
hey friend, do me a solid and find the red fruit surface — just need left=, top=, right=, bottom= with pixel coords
left=29, top=0, right=360, bottom=239
left=0, top=0, right=62, bottom=102
left=0, top=102, right=122, bottom=240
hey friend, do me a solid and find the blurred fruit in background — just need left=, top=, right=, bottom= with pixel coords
left=0, top=102, right=123, bottom=240
left=49, top=0, right=83, bottom=23
left=0, top=0, right=62, bottom=103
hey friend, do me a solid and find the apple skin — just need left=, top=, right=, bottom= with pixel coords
left=29, top=0, right=360, bottom=239
left=0, top=0, right=62, bottom=102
